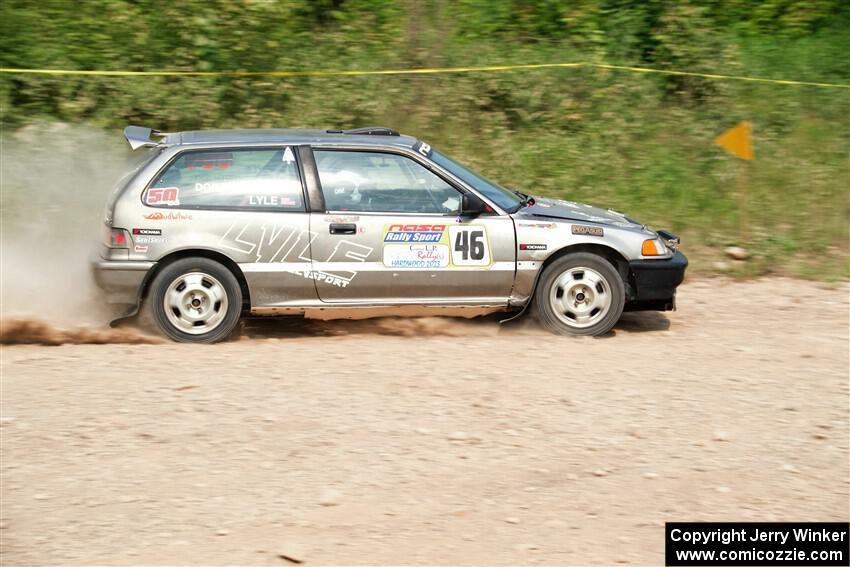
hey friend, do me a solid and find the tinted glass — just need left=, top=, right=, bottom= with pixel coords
left=146, top=147, right=304, bottom=210
left=314, top=150, right=461, bottom=214
left=429, top=150, right=521, bottom=211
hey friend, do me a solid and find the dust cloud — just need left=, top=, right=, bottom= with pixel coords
left=1, top=123, right=142, bottom=341
left=240, top=313, right=543, bottom=340
left=0, top=318, right=161, bottom=345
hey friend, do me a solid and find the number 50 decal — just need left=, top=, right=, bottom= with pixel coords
left=146, top=186, right=180, bottom=206
left=449, top=226, right=491, bottom=266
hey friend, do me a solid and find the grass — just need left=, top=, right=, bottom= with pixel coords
left=2, top=11, right=847, bottom=280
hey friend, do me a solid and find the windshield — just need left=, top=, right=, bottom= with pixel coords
left=430, top=150, right=522, bottom=211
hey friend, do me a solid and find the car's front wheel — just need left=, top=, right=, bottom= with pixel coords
left=533, top=252, right=625, bottom=336
left=146, top=258, right=242, bottom=343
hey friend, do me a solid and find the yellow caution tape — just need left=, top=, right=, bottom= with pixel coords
left=0, top=62, right=584, bottom=77
left=591, top=64, right=848, bottom=89
left=0, top=62, right=846, bottom=88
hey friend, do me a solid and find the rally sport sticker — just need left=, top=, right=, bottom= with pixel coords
left=381, top=223, right=491, bottom=268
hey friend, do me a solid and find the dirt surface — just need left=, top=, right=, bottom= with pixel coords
left=1, top=277, right=848, bottom=566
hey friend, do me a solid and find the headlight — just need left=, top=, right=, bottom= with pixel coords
left=641, top=238, right=667, bottom=256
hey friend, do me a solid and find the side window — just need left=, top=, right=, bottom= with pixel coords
left=314, top=150, right=461, bottom=214
left=145, top=147, right=304, bottom=211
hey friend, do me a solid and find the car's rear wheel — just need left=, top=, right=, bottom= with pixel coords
left=146, top=258, right=242, bottom=343
left=534, top=252, right=625, bottom=336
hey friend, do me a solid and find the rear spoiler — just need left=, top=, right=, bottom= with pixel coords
left=123, top=125, right=169, bottom=150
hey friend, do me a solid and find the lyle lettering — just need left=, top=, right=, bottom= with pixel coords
left=250, top=195, right=280, bottom=206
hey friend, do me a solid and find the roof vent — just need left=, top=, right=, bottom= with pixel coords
left=328, top=126, right=400, bottom=136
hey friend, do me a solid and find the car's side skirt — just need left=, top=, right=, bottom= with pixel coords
left=250, top=302, right=510, bottom=320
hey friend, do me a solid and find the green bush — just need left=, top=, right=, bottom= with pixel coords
left=1, top=0, right=847, bottom=277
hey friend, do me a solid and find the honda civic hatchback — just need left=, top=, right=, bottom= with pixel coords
left=92, top=125, right=687, bottom=343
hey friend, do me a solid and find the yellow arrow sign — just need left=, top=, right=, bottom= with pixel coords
left=714, top=121, right=753, bottom=160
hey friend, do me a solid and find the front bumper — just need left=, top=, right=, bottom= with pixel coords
left=626, top=250, right=688, bottom=311
left=91, top=258, right=155, bottom=305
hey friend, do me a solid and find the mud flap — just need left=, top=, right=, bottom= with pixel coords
left=109, top=302, right=142, bottom=328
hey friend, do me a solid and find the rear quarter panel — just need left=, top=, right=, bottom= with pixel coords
left=111, top=145, right=318, bottom=307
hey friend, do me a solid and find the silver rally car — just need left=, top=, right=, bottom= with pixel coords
left=93, top=125, right=688, bottom=343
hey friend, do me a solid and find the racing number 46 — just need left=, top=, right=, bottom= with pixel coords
left=454, top=229, right=485, bottom=261
left=449, top=226, right=490, bottom=266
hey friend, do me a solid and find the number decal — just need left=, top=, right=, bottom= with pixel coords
left=470, top=231, right=485, bottom=260
left=449, top=226, right=490, bottom=266
left=418, top=142, right=431, bottom=157
left=146, top=186, right=180, bottom=206
left=454, top=230, right=468, bottom=260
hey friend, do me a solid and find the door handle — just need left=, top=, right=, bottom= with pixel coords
left=329, top=223, right=357, bottom=235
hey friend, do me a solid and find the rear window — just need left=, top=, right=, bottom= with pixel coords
left=144, top=147, right=304, bottom=211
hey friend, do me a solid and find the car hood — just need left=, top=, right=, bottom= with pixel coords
left=517, top=196, right=645, bottom=230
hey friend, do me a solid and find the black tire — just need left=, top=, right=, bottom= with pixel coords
left=533, top=252, right=625, bottom=336
left=145, top=257, right=243, bottom=343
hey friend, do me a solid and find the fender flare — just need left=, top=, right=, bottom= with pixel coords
left=108, top=249, right=250, bottom=327
left=500, top=242, right=630, bottom=324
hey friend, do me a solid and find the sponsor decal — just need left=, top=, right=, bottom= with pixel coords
left=218, top=222, right=373, bottom=287
left=571, top=225, right=604, bottom=237
left=290, top=269, right=353, bottom=288
left=134, top=244, right=148, bottom=253
left=518, top=222, right=557, bottom=229
left=145, top=186, right=180, bottom=206
left=219, top=223, right=315, bottom=262
left=143, top=211, right=193, bottom=221
left=132, top=228, right=161, bottom=235
left=383, top=244, right=450, bottom=269
left=324, top=215, right=360, bottom=224
left=380, top=224, right=492, bottom=268
left=384, top=223, right=447, bottom=243
left=519, top=243, right=547, bottom=251
left=134, top=235, right=166, bottom=244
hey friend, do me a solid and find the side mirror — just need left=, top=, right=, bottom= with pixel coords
left=460, top=193, right=487, bottom=217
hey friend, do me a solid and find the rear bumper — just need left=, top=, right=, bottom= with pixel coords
left=91, top=258, right=154, bottom=304
left=626, top=250, right=688, bottom=311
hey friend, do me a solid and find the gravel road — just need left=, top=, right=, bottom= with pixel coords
left=1, top=277, right=848, bottom=566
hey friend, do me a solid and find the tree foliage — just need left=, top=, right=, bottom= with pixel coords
left=0, top=0, right=848, bottom=276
